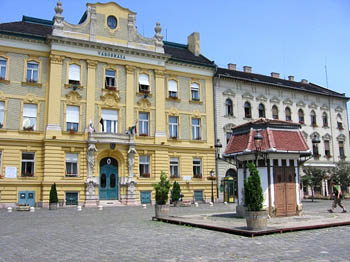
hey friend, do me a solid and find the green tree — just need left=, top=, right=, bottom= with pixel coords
left=49, top=183, right=58, bottom=204
left=244, top=162, right=264, bottom=211
left=171, top=181, right=181, bottom=205
left=331, top=161, right=350, bottom=194
left=302, top=167, right=326, bottom=202
left=153, top=171, right=172, bottom=205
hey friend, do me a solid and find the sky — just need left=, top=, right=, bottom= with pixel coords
left=1, top=0, right=349, bottom=119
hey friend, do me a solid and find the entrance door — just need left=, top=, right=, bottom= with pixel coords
left=274, top=167, right=297, bottom=216
left=100, top=158, right=118, bottom=200
left=18, top=191, right=35, bottom=206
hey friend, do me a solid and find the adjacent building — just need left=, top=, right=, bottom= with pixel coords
left=0, top=1, right=216, bottom=207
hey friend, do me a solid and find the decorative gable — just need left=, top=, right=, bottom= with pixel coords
left=242, top=92, right=254, bottom=100
left=320, top=104, right=329, bottom=111
left=136, top=98, right=151, bottom=110
left=223, top=89, right=235, bottom=97
left=296, top=101, right=306, bottom=107
left=100, top=91, right=120, bottom=108
left=269, top=96, right=280, bottom=104
left=308, top=102, right=318, bottom=109
left=256, top=94, right=267, bottom=102
left=322, top=133, right=332, bottom=140
left=283, top=98, right=293, bottom=105
left=335, top=106, right=344, bottom=112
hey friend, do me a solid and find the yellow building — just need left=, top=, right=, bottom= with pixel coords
left=0, top=1, right=216, bottom=208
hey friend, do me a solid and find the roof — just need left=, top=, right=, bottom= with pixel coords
left=216, top=67, right=348, bottom=99
left=163, top=41, right=215, bottom=68
left=224, top=118, right=310, bottom=156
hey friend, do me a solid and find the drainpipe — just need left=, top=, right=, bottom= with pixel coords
left=213, top=67, right=220, bottom=202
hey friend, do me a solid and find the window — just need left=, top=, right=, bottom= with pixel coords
left=226, top=132, right=232, bottom=144
left=168, top=80, right=178, bottom=98
left=139, top=73, right=150, bottom=93
left=23, top=104, right=37, bottom=131
left=169, top=116, right=178, bottom=138
left=322, top=112, right=328, bottom=127
left=139, top=112, right=149, bottom=136
left=66, top=153, right=78, bottom=177
left=311, top=110, right=317, bottom=126
left=272, top=105, right=279, bottom=120
left=26, top=61, right=39, bottom=82
left=339, top=141, right=345, bottom=159
left=337, top=114, right=343, bottom=130
left=68, top=64, right=81, bottom=85
left=285, top=107, right=292, bottom=121
left=0, top=101, right=4, bottom=128
left=191, top=83, right=200, bottom=101
left=21, top=152, right=35, bottom=177
left=66, top=192, right=78, bottom=205
left=324, top=140, right=331, bottom=158
left=101, top=109, right=118, bottom=133
left=139, top=155, right=150, bottom=177
left=192, top=118, right=201, bottom=140
left=170, top=157, right=179, bottom=178
left=105, top=69, right=116, bottom=88
left=298, top=109, right=305, bottom=124
left=244, top=102, right=251, bottom=118
left=312, top=140, right=319, bottom=157
left=193, top=158, right=202, bottom=178
left=0, top=57, right=7, bottom=80
left=258, top=103, right=265, bottom=118
left=0, top=151, right=2, bottom=173
left=225, top=99, right=233, bottom=116
left=66, top=105, right=79, bottom=132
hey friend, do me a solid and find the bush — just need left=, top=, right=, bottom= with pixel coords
left=171, top=181, right=181, bottom=204
left=49, top=183, right=58, bottom=204
left=153, top=171, right=172, bottom=205
left=244, top=162, right=264, bottom=211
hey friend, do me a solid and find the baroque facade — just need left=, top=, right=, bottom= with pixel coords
left=0, top=1, right=216, bottom=207
left=215, top=65, right=349, bottom=202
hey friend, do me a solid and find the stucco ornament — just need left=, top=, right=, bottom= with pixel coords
left=127, top=145, right=137, bottom=178
left=87, top=144, right=97, bottom=178
left=154, top=22, right=163, bottom=47
left=53, top=1, right=64, bottom=31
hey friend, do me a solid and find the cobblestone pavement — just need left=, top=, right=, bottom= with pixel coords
left=0, top=200, right=350, bottom=262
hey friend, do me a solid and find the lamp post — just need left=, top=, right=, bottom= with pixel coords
left=214, top=139, right=223, bottom=201
left=210, top=170, right=215, bottom=203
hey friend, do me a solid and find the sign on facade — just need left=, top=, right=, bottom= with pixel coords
left=5, top=167, right=17, bottom=178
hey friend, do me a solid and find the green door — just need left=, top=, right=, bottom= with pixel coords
left=18, top=191, right=35, bottom=206
left=140, top=191, right=151, bottom=204
left=100, top=158, right=118, bottom=200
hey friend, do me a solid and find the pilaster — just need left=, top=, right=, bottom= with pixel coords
left=86, top=60, right=98, bottom=129
left=125, top=65, right=136, bottom=129
left=154, top=69, right=166, bottom=143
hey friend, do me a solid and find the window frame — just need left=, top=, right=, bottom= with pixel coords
left=0, top=101, right=4, bottom=128
left=258, top=103, right=265, bottom=118
left=192, top=117, right=201, bottom=140
left=285, top=107, right=292, bottom=121
left=170, top=157, right=179, bottom=178
left=66, top=105, right=80, bottom=132
left=138, top=112, right=150, bottom=136
left=298, top=109, right=305, bottom=124
left=23, top=103, right=38, bottom=131
left=21, top=152, right=35, bottom=177
left=168, top=116, right=178, bottom=139
left=339, top=141, right=345, bottom=159
left=193, top=158, right=202, bottom=178
left=101, top=109, right=118, bottom=133
left=65, top=153, right=79, bottom=177
left=272, top=105, right=279, bottom=120
left=105, top=69, right=116, bottom=89
left=337, top=114, right=343, bottom=130
left=190, top=82, right=200, bottom=101
left=0, top=57, right=7, bottom=80
left=244, top=101, right=252, bottom=118
left=26, top=61, right=39, bottom=83
left=322, top=112, right=328, bottom=127
left=68, top=63, right=81, bottom=85
left=225, top=99, right=233, bottom=116
left=168, top=79, right=178, bottom=99
left=139, top=155, right=150, bottom=178
left=310, top=110, right=317, bottom=126
left=324, top=140, right=331, bottom=158
left=138, top=73, right=150, bottom=93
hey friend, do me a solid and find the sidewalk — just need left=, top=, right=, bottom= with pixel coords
left=155, top=199, right=350, bottom=237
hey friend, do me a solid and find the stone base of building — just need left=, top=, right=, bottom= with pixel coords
left=236, top=205, right=247, bottom=218
left=84, top=199, right=99, bottom=207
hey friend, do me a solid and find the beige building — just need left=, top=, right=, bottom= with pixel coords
left=0, top=1, right=216, bottom=208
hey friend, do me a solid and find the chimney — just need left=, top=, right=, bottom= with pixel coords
left=271, top=72, right=280, bottom=78
left=301, top=79, right=308, bottom=84
left=228, top=63, right=236, bottom=70
left=288, top=75, right=294, bottom=81
left=187, top=32, right=200, bottom=56
left=243, top=66, right=252, bottom=73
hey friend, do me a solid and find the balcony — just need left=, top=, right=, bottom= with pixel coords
left=88, top=132, right=132, bottom=145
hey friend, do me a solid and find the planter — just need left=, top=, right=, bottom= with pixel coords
left=155, top=204, right=169, bottom=218
left=49, top=202, right=58, bottom=210
left=245, top=210, right=268, bottom=230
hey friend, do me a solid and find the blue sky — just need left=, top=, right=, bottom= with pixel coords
left=1, top=0, right=349, bottom=119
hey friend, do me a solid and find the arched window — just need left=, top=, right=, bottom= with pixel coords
left=285, top=107, right=292, bottom=121
left=337, top=114, right=343, bottom=129
left=258, top=103, right=265, bottom=118
left=298, top=109, right=304, bottom=124
left=244, top=102, right=251, bottom=118
left=225, top=99, right=233, bottom=116
left=311, top=110, right=317, bottom=126
left=272, top=105, right=279, bottom=120
left=322, top=112, right=328, bottom=127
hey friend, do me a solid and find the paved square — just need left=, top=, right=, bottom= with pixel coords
left=1, top=200, right=350, bottom=262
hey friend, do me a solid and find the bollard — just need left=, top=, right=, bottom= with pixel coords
left=7, top=207, right=12, bottom=213
left=209, top=202, right=213, bottom=206
left=98, top=205, right=103, bottom=211
left=224, top=202, right=228, bottom=205
left=194, top=202, right=198, bottom=207
left=30, top=207, right=35, bottom=212
left=77, top=206, right=82, bottom=211
left=142, top=204, right=146, bottom=209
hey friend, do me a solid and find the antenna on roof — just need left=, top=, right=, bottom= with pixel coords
left=166, top=28, right=168, bottom=41
left=325, top=57, right=329, bottom=89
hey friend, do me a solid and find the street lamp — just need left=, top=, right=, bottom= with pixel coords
left=215, top=139, right=223, bottom=160
left=210, top=169, right=215, bottom=203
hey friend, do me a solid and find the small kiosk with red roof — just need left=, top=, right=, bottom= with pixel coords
left=223, top=119, right=311, bottom=217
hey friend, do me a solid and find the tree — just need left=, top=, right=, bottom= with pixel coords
left=331, top=161, right=350, bottom=194
left=153, top=171, right=172, bottom=205
left=302, top=167, right=326, bottom=202
left=171, top=181, right=181, bottom=205
left=244, top=162, right=264, bottom=211
left=49, top=183, right=58, bottom=204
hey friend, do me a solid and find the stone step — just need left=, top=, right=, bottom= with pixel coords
left=98, top=200, right=124, bottom=207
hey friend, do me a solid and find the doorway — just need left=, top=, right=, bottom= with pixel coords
left=99, top=157, right=118, bottom=200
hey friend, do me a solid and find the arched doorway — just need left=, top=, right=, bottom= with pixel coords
left=224, top=169, right=237, bottom=203
left=100, top=157, right=118, bottom=200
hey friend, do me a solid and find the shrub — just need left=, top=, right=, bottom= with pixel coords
left=244, top=162, right=264, bottom=211
left=171, top=181, right=181, bottom=204
left=153, top=171, right=172, bottom=205
left=49, top=183, right=58, bottom=204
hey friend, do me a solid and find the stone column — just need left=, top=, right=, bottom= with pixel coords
left=85, top=143, right=99, bottom=207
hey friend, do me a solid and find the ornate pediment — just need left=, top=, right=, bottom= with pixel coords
left=223, top=89, right=235, bottom=97
left=320, top=104, right=329, bottom=111
left=242, top=92, right=254, bottom=100
left=296, top=100, right=305, bottom=107
left=256, top=94, right=267, bottom=102
left=308, top=102, right=318, bottom=109
left=337, top=134, right=346, bottom=141
left=24, top=93, right=39, bottom=104
left=223, top=123, right=235, bottom=131
left=283, top=98, right=293, bottom=105
left=322, top=133, right=332, bottom=140
left=192, top=110, right=201, bottom=118
left=310, top=131, right=320, bottom=139
left=270, top=96, right=280, bottom=104
left=66, top=91, right=82, bottom=105
left=136, top=98, right=151, bottom=110
left=168, top=107, right=179, bottom=116
left=335, top=106, right=344, bottom=112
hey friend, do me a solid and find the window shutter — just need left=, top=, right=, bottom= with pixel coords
left=139, top=74, right=150, bottom=85
left=69, top=64, right=81, bottom=81
left=102, top=109, right=118, bottom=121
left=23, top=104, right=37, bottom=117
left=191, top=83, right=199, bottom=90
left=168, top=80, right=178, bottom=92
left=66, top=153, right=78, bottom=162
left=66, top=106, right=79, bottom=123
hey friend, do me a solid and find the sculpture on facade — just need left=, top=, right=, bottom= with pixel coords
left=87, top=143, right=97, bottom=178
